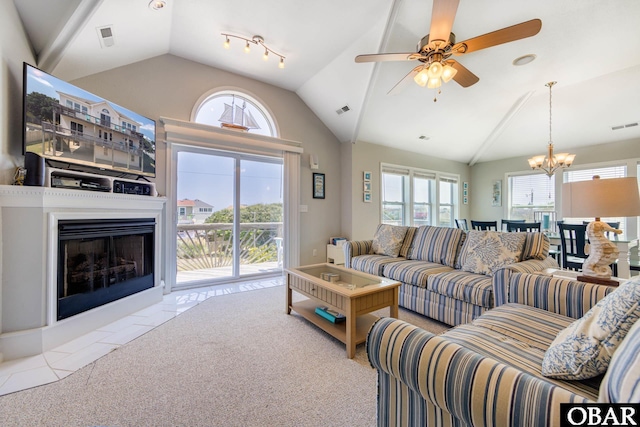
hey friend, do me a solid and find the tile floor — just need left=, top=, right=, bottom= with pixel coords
left=0, top=276, right=283, bottom=397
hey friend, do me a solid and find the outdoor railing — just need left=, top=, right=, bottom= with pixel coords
left=176, top=222, right=283, bottom=272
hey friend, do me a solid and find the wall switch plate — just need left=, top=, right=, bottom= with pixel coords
left=299, top=205, right=308, bottom=212
left=312, top=249, right=317, bottom=256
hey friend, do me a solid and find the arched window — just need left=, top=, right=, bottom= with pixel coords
left=193, top=90, right=277, bottom=137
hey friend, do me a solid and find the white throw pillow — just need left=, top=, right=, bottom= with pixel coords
left=459, top=231, right=525, bottom=275
left=542, top=280, right=640, bottom=380
left=371, top=224, right=408, bottom=258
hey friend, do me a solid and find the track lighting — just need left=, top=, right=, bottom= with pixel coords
left=221, top=33, right=286, bottom=69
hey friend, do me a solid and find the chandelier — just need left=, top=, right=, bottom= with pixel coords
left=221, top=33, right=285, bottom=69
left=527, top=81, right=576, bottom=177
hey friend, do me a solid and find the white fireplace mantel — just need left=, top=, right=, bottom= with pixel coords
left=0, top=185, right=166, bottom=362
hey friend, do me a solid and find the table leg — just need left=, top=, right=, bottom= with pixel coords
left=390, top=288, right=398, bottom=318
left=285, top=275, right=292, bottom=314
left=346, top=299, right=356, bottom=358
left=618, top=245, right=631, bottom=279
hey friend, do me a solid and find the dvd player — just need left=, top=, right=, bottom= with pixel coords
left=113, top=180, right=153, bottom=196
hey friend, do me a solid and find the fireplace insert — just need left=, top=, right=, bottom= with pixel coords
left=57, top=218, right=155, bottom=320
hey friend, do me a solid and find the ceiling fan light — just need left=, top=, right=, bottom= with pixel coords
left=427, top=62, right=443, bottom=79
left=263, top=50, right=269, bottom=61
left=244, top=41, right=251, bottom=53
left=413, top=68, right=429, bottom=87
left=427, top=77, right=442, bottom=89
left=223, top=37, right=230, bottom=49
left=441, top=64, right=457, bottom=83
left=278, top=57, right=285, bottom=69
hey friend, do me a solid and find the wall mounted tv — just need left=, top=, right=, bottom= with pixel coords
left=23, top=63, right=156, bottom=178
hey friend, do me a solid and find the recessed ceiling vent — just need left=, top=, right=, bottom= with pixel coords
left=96, top=26, right=115, bottom=48
left=335, top=105, right=350, bottom=115
left=611, top=122, right=638, bottom=131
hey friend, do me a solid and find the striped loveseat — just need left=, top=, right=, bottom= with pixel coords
left=344, top=225, right=558, bottom=326
left=367, top=273, right=639, bottom=427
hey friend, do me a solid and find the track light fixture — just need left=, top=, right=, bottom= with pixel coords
left=221, top=33, right=285, bottom=69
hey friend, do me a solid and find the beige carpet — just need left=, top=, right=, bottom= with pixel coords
left=0, top=285, right=448, bottom=427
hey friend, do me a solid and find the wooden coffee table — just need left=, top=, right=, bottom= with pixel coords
left=286, top=263, right=400, bottom=358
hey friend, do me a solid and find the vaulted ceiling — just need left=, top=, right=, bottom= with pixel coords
left=14, top=0, right=640, bottom=164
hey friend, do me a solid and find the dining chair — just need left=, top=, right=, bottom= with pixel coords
left=501, top=219, right=525, bottom=231
left=507, top=222, right=541, bottom=232
left=470, top=220, right=498, bottom=231
left=455, top=219, right=469, bottom=231
left=557, top=222, right=588, bottom=271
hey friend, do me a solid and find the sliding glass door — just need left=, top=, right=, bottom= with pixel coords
left=175, top=149, right=283, bottom=288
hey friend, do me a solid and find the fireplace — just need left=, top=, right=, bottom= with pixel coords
left=57, top=218, right=155, bottom=320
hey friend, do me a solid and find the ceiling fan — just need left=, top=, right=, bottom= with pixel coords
left=355, top=0, right=541, bottom=95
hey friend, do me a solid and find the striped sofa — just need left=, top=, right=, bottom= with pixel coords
left=367, top=273, right=638, bottom=427
left=344, top=225, right=558, bottom=326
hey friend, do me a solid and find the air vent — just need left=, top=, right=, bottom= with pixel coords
left=335, top=105, right=350, bottom=115
left=418, top=135, right=430, bottom=140
left=96, top=26, right=115, bottom=48
left=611, top=121, right=638, bottom=131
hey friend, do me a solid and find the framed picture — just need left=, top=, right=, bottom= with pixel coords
left=363, top=181, right=371, bottom=192
left=363, top=171, right=371, bottom=181
left=364, top=192, right=371, bottom=202
left=313, top=173, right=325, bottom=199
left=491, top=179, right=502, bottom=207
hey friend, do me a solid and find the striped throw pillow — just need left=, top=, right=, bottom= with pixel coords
left=521, top=232, right=550, bottom=260
left=599, top=319, right=640, bottom=402
left=408, top=225, right=466, bottom=268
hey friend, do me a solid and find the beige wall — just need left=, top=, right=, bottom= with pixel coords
left=71, top=54, right=343, bottom=265
left=0, top=3, right=35, bottom=183
left=343, top=141, right=471, bottom=240
left=470, top=138, right=640, bottom=221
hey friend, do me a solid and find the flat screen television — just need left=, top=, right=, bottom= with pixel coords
left=23, top=62, right=156, bottom=178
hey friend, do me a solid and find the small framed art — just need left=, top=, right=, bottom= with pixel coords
left=363, top=171, right=371, bottom=181
left=313, top=173, right=325, bottom=199
left=364, top=192, right=371, bottom=202
left=364, top=181, right=371, bottom=192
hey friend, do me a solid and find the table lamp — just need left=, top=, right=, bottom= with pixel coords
left=562, top=176, right=640, bottom=285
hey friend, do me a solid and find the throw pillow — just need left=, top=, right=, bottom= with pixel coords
left=408, top=225, right=466, bottom=268
left=542, top=280, right=640, bottom=380
left=520, top=232, right=550, bottom=261
left=371, top=224, right=409, bottom=258
left=599, top=319, right=640, bottom=403
left=459, top=231, right=526, bottom=275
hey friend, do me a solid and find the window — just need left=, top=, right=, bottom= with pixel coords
left=508, top=173, right=555, bottom=221
left=66, top=100, right=73, bottom=108
left=381, top=164, right=458, bottom=227
left=563, top=165, right=627, bottom=232
left=103, top=147, right=108, bottom=156
left=70, top=122, right=83, bottom=135
left=381, top=171, right=406, bottom=226
left=81, top=106, right=87, bottom=115
left=194, top=91, right=277, bottom=137
left=439, top=176, right=458, bottom=227
left=74, top=103, right=81, bottom=111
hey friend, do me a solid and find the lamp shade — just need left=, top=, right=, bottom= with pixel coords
left=562, top=177, right=640, bottom=218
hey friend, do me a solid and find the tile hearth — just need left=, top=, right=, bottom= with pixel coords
left=0, top=277, right=282, bottom=396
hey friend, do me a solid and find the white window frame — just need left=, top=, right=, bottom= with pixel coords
left=380, top=163, right=459, bottom=227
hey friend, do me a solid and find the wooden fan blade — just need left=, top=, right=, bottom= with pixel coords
left=428, top=0, right=460, bottom=45
left=387, top=65, right=423, bottom=95
left=452, top=19, right=542, bottom=55
left=448, top=60, right=479, bottom=87
left=355, top=52, right=419, bottom=63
